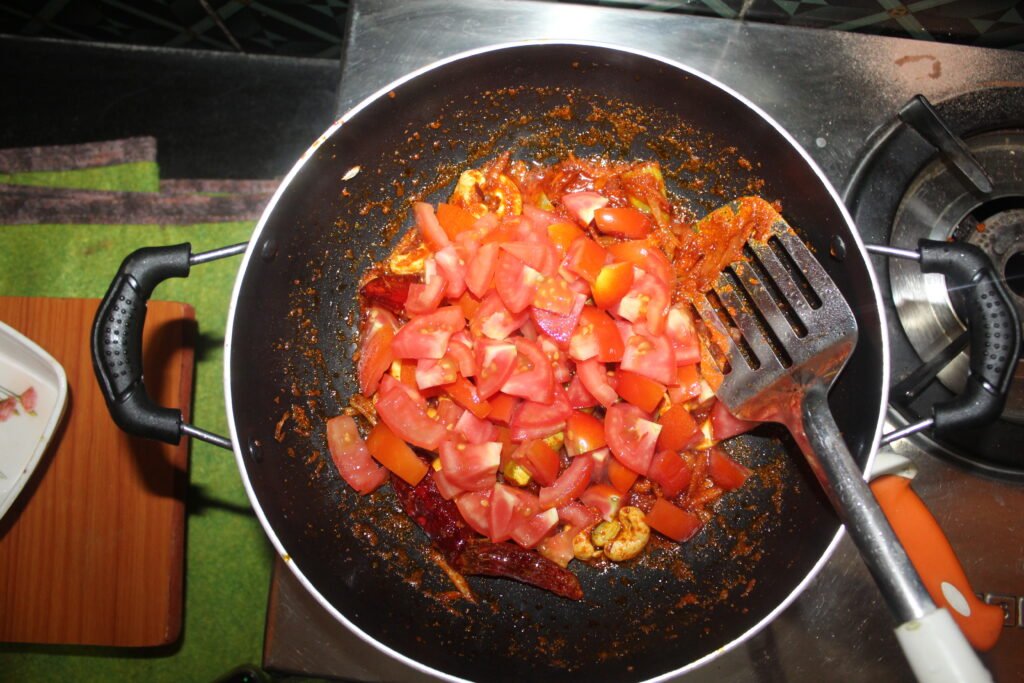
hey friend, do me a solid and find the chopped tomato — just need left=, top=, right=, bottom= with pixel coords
left=558, top=501, right=601, bottom=528
left=569, top=307, right=625, bottom=363
left=647, top=450, right=692, bottom=497
left=612, top=270, right=669, bottom=335
left=471, top=291, right=528, bottom=340
left=565, top=374, right=598, bottom=409
left=465, top=242, right=500, bottom=298
left=494, top=250, right=540, bottom=313
left=326, top=415, right=388, bottom=494
left=511, top=507, right=560, bottom=548
left=439, top=441, right=502, bottom=491
left=665, top=305, right=701, bottom=365
left=414, top=201, right=450, bottom=251
left=436, top=202, right=478, bottom=239
left=509, top=384, right=573, bottom=441
left=474, top=339, right=517, bottom=399
left=501, top=337, right=554, bottom=404
left=434, top=244, right=469, bottom=299
left=391, top=306, right=465, bottom=359
left=537, top=335, right=573, bottom=383
left=456, top=409, right=498, bottom=444
left=432, top=467, right=465, bottom=500
left=709, top=399, right=759, bottom=440
left=531, top=293, right=586, bottom=347
left=564, top=236, right=607, bottom=283
left=405, top=258, right=447, bottom=315
left=487, top=392, right=520, bottom=425
left=669, top=364, right=703, bottom=404
left=517, top=440, right=561, bottom=486
left=547, top=221, right=585, bottom=255
left=357, top=307, right=397, bottom=396
left=561, top=191, right=609, bottom=226
left=576, top=358, right=617, bottom=407
left=607, top=456, right=640, bottom=493
left=656, top=404, right=700, bottom=452
left=594, top=207, right=653, bottom=238
left=365, top=423, right=429, bottom=486
left=620, top=331, right=676, bottom=385
left=375, top=380, right=447, bottom=450
left=533, top=273, right=576, bottom=315
left=580, top=484, right=623, bottom=521
left=606, top=239, right=675, bottom=289
left=591, top=261, right=634, bottom=309
left=646, top=498, right=702, bottom=542
left=490, top=483, right=538, bottom=542
left=539, top=455, right=594, bottom=509
left=536, top=525, right=577, bottom=567
left=446, top=339, right=476, bottom=377
left=565, top=411, right=607, bottom=456
left=415, top=357, right=458, bottom=390
left=604, top=403, right=662, bottom=475
left=613, top=370, right=665, bottom=414
left=435, top=395, right=464, bottom=428
left=444, top=375, right=491, bottom=419
left=708, top=447, right=752, bottom=491
left=455, top=489, right=492, bottom=536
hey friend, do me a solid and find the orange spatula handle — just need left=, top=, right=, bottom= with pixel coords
left=871, top=474, right=1004, bottom=651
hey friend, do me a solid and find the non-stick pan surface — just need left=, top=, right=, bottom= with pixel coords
left=224, top=42, right=887, bottom=682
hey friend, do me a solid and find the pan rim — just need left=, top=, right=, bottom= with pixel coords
left=223, top=37, right=891, bottom=683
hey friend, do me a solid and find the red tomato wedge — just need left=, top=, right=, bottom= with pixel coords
left=405, top=258, right=447, bottom=316
left=415, top=357, right=458, bottom=390
left=565, top=374, right=598, bottom=409
left=561, top=191, right=609, bottom=226
left=612, top=270, right=669, bottom=335
left=434, top=244, right=468, bottom=299
left=708, top=447, right=752, bottom=491
left=486, top=392, right=520, bottom=425
left=710, top=400, right=759, bottom=440
left=594, top=207, right=653, bottom=238
left=471, top=291, right=528, bottom=340
left=536, top=525, right=578, bottom=568
left=564, top=237, right=607, bottom=283
left=576, top=358, right=617, bottom=408
left=375, top=381, right=448, bottom=450
left=569, top=307, right=625, bottom=363
left=465, top=242, right=500, bottom=298
left=547, top=221, right=585, bottom=255
left=517, top=440, right=561, bottom=486
left=604, top=403, right=662, bottom=475
left=607, top=456, right=640, bottom=493
left=456, top=409, right=498, bottom=444
left=533, top=273, right=577, bottom=315
left=539, top=456, right=594, bottom=509
left=455, top=489, right=493, bottom=536
left=647, top=450, right=692, bottom=497
left=591, top=261, right=634, bottom=309
left=656, top=404, right=700, bottom=452
left=606, top=239, right=675, bottom=289
left=511, top=507, right=560, bottom=548
left=365, top=423, right=429, bottom=486
left=357, top=307, right=397, bottom=396
left=494, top=250, right=540, bottom=313
left=509, top=384, right=573, bottom=441
left=326, top=415, right=388, bottom=494
left=580, top=484, right=623, bottom=521
left=501, top=337, right=554, bottom=404
left=565, top=411, right=607, bottom=456
left=620, top=331, right=676, bottom=385
left=489, top=483, right=536, bottom=542
left=665, top=305, right=702, bottom=365
left=530, top=293, right=586, bottom=347
left=646, top=498, right=703, bottom=542
left=414, top=201, right=450, bottom=251
left=445, top=375, right=491, bottom=419
left=436, top=202, right=478, bottom=239
left=391, top=306, right=465, bottom=360
left=439, top=441, right=502, bottom=492
left=613, top=370, right=665, bottom=414
left=474, top=339, right=517, bottom=399
left=558, top=501, right=601, bottom=529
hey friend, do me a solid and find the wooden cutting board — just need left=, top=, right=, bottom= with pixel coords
left=0, top=296, right=192, bottom=647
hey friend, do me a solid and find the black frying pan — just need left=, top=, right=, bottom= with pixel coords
left=93, top=42, right=891, bottom=682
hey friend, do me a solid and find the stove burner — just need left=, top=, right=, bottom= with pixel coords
left=845, top=87, right=1024, bottom=479
left=889, top=130, right=1024, bottom=425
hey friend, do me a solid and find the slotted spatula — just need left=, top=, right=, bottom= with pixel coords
left=694, top=198, right=991, bottom=683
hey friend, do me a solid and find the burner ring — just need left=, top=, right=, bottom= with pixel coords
left=890, top=130, right=1024, bottom=424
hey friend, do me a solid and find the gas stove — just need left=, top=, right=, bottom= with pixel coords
left=261, top=1, right=1024, bottom=680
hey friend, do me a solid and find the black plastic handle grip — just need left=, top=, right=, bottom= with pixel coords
left=918, top=239, right=1022, bottom=434
left=91, top=243, right=192, bottom=445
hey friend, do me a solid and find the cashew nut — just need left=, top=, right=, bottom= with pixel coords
left=590, top=520, right=621, bottom=548
left=572, top=526, right=602, bottom=561
left=603, top=506, right=650, bottom=562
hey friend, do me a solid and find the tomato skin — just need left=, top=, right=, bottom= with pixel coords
left=510, top=507, right=559, bottom=548
left=647, top=450, right=692, bottom=497
left=509, top=384, right=573, bottom=442
left=576, top=358, right=617, bottom=408
left=357, top=307, right=397, bottom=396
left=455, top=489, right=493, bottom=536
left=375, top=381, right=447, bottom=450
left=645, top=498, right=703, bottom=542
left=565, top=411, right=607, bottom=456
left=564, top=237, right=608, bottom=283
left=414, top=357, right=458, bottom=390
left=456, top=409, right=498, bottom=444
left=392, top=306, right=465, bottom=360
left=569, top=307, right=625, bottom=363
left=591, top=261, right=634, bottom=309
left=665, top=306, right=701, bottom=365
left=500, top=337, right=555, bottom=404
left=580, top=484, right=623, bottom=521
left=613, top=370, right=666, bottom=414
left=708, top=447, right=751, bottom=491
left=547, top=221, right=585, bottom=256
left=517, top=440, right=560, bottom=486
left=612, top=270, right=669, bottom=335
left=495, top=250, right=540, bottom=313
left=656, top=404, right=700, bottom=452
left=538, top=455, right=594, bottom=509
left=437, top=202, right=478, bottom=239
left=465, top=242, right=500, bottom=298
left=565, top=375, right=598, bottom=409
left=606, top=240, right=675, bottom=289
left=607, top=456, right=640, bottom=493
left=604, top=402, right=662, bottom=475
left=594, top=207, right=653, bottom=238
left=620, top=331, right=676, bottom=385
left=326, top=415, right=388, bottom=494
left=439, top=441, right=502, bottom=492
left=668, top=364, right=703, bottom=404
left=486, top=392, right=520, bottom=425
left=474, top=339, right=517, bottom=399
left=365, top=423, right=429, bottom=486
left=446, top=339, right=476, bottom=377
left=709, top=400, right=759, bottom=440
left=444, top=375, right=492, bottom=420
left=471, top=292, right=528, bottom=340
left=415, top=201, right=450, bottom=251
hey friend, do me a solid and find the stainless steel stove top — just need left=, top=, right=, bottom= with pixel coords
left=262, top=1, right=1024, bottom=680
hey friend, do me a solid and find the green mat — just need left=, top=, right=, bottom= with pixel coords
left=0, top=166, right=272, bottom=681
left=0, top=161, right=160, bottom=193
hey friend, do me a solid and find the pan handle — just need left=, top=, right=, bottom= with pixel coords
left=90, top=242, right=247, bottom=450
left=866, top=241, right=1021, bottom=441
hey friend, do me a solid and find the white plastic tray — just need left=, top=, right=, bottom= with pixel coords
left=0, top=321, right=68, bottom=522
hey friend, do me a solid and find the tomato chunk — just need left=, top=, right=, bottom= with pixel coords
left=517, top=440, right=561, bottom=486
left=475, top=339, right=517, bottom=399
left=606, top=239, right=674, bottom=289
left=375, top=381, right=448, bottom=450
left=604, top=403, right=661, bottom=475
left=509, top=384, right=573, bottom=441
left=365, top=423, right=429, bottom=486
left=494, top=250, right=540, bottom=313
left=569, top=307, right=624, bottom=363
left=656, top=404, right=700, bottom=452
left=594, top=207, right=653, bottom=238
left=391, top=306, right=465, bottom=360
left=576, top=358, right=617, bottom=408
left=647, top=450, right=692, bottom=497
left=471, top=291, right=528, bottom=340
left=439, top=441, right=502, bottom=492
left=565, top=411, right=607, bottom=456
left=501, top=337, right=554, bottom=404
left=414, top=201, right=450, bottom=251
left=580, top=484, right=623, bottom=521
left=613, top=370, right=665, bottom=414
left=539, top=456, right=594, bottom=509
left=561, top=191, right=609, bottom=226
left=620, top=331, right=676, bottom=385
left=357, top=307, right=397, bottom=396
left=591, top=261, right=634, bottom=309
left=455, top=489, right=492, bottom=536
left=326, top=415, right=387, bottom=494
left=708, top=447, right=752, bottom=491
left=646, top=498, right=702, bottom=542
left=710, top=399, right=759, bottom=440
left=564, top=236, right=607, bottom=283
left=530, top=292, right=587, bottom=346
